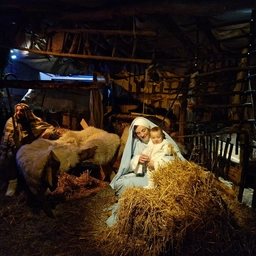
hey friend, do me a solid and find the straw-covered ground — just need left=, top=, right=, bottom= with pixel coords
left=0, top=161, right=256, bottom=256
left=0, top=172, right=117, bottom=256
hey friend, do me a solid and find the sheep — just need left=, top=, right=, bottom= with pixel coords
left=16, top=126, right=120, bottom=217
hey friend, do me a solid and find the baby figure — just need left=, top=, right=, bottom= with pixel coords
left=133, top=126, right=172, bottom=188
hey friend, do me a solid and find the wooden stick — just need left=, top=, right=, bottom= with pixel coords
left=0, top=80, right=106, bottom=90
left=46, top=28, right=156, bottom=37
left=17, top=47, right=152, bottom=64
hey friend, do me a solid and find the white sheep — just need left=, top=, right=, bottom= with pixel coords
left=16, top=126, right=120, bottom=217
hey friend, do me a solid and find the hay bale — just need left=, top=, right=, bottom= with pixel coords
left=101, top=160, right=256, bottom=256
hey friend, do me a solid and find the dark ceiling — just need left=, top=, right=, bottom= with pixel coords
left=0, top=0, right=255, bottom=77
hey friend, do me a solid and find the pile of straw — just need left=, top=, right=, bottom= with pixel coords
left=101, top=160, right=256, bottom=256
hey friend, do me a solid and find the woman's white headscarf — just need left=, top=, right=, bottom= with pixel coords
left=133, top=117, right=150, bottom=129
left=110, top=117, right=185, bottom=189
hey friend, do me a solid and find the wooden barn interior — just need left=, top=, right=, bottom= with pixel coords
left=1, top=1, right=256, bottom=255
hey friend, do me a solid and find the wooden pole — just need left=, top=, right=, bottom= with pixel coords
left=17, top=48, right=153, bottom=64
left=0, top=80, right=106, bottom=90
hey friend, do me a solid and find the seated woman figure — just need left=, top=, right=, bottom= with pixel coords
left=106, top=117, right=185, bottom=226
left=0, top=103, right=59, bottom=197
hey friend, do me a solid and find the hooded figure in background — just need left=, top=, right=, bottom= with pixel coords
left=107, top=116, right=185, bottom=226
left=0, top=103, right=59, bottom=197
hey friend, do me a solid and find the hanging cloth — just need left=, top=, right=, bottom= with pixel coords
left=88, top=89, right=103, bottom=129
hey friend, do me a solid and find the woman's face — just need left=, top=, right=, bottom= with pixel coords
left=135, top=125, right=150, bottom=143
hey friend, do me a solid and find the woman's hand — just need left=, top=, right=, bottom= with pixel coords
left=139, top=154, right=150, bottom=164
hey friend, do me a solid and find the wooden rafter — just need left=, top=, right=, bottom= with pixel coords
left=0, top=80, right=106, bottom=90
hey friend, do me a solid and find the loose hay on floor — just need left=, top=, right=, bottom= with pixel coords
left=101, top=160, right=256, bottom=256
left=0, top=172, right=117, bottom=256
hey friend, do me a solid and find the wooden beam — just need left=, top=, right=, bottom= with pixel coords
left=162, top=65, right=256, bottom=79
left=46, top=28, right=156, bottom=37
left=3, top=0, right=252, bottom=20
left=195, top=17, right=222, bottom=53
left=17, top=48, right=153, bottom=64
left=0, top=80, right=106, bottom=90
left=1, top=0, right=253, bottom=22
